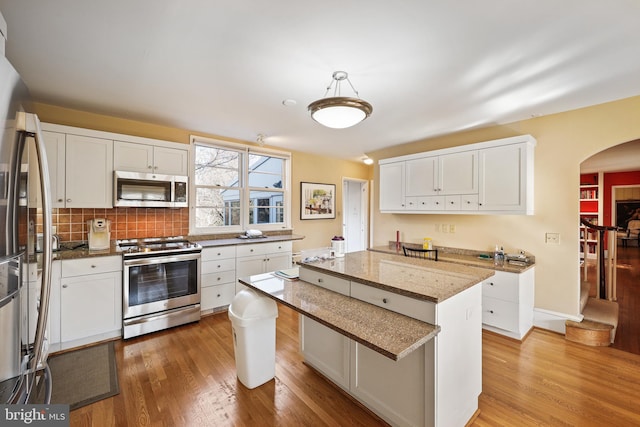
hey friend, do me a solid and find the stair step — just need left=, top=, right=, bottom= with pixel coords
left=565, top=319, right=613, bottom=346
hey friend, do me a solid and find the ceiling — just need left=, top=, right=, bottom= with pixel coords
left=1, top=1, right=639, bottom=162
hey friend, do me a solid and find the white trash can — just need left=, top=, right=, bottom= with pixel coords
left=228, top=289, right=279, bottom=389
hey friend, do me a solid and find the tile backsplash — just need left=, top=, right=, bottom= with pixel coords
left=42, top=207, right=189, bottom=241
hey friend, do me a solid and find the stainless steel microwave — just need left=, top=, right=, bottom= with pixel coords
left=114, top=171, right=188, bottom=208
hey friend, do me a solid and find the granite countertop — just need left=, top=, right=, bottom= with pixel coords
left=193, top=233, right=305, bottom=248
left=299, top=250, right=494, bottom=303
left=50, top=233, right=305, bottom=260
left=238, top=272, right=440, bottom=361
left=369, top=243, right=535, bottom=274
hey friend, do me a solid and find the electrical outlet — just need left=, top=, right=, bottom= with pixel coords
left=449, top=224, right=456, bottom=233
left=545, top=232, right=560, bottom=244
left=442, top=224, right=449, bottom=233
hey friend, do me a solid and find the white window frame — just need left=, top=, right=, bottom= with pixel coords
left=189, top=135, right=291, bottom=235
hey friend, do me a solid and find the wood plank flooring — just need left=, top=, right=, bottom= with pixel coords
left=69, top=302, right=640, bottom=426
left=582, top=245, right=640, bottom=354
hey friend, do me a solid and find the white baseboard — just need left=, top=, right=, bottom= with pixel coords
left=533, top=308, right=583, bottom=335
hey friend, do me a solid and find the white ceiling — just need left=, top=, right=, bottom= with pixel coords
left=1, top=1, right=639, bottom=161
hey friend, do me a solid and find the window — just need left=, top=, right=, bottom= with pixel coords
left=190, top=137, right=290, bottom=234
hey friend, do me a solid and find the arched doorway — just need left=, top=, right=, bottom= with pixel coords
left=580, top=139, right=640, bottom=354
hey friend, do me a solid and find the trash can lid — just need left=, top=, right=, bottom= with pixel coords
left=228, top=289, right=278, bottom=323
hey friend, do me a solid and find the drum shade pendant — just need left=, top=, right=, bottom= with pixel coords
left=308, top=71, right=372, bottom=129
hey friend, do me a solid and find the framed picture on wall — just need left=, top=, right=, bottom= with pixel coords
left=616, top=200, right=640, bottom=229
left=301, top=182, right=335, bottom=220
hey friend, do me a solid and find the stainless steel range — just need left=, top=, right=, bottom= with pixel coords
left=117, top=236, right=202, bottom=339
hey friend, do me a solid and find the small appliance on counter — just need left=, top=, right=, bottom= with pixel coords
left=87, top=218, right=111, bottom=250
left=331, top=236, right=345, bottom=257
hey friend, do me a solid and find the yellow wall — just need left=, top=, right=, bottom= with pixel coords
left=368, top=95, right=640, bottom=318
left=32, top=102, right=372, bottom=257
left=35, top=96, right=640, bottom=318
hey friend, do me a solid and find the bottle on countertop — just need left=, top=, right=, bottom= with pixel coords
left=494, top=245, right=505, bottom=267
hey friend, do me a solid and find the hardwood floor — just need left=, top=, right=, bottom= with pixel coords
left=69, top=302, right=640, bottom=426
left=582, top=245, right=640, bottom=354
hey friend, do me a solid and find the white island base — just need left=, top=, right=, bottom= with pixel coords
left=240, top=254, right=487, bottom=427
left=301, top=282, right=482, bottom=427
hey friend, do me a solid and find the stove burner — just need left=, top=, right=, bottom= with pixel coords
left=117, top=236, right=201, bottom=257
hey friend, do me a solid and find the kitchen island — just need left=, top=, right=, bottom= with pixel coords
left=239, top=250, right=493, bottom=427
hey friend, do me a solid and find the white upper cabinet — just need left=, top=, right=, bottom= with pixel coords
left=439, top=150, right=478, bottom=195
left=379, top=161, right=405, bottom=211
left=379, top=135, right=535, bottom=215
left=43, top=131, right=113, bottom=208
left=405, top=156, right=437, bottom=196
left=478, top=142, right=533, bottom=214
left=114, top=140, right=189, bottom=176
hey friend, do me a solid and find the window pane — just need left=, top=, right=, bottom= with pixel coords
left=249, top=190, right=284, bottom=224
left=196, top=188, right=240, bottom=208
left=248, top=155, right=284, bottom=189
left=195, top=207, right=240, bottom=227
left=195, top=145, right=240, bottom=187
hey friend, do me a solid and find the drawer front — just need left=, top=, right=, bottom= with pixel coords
left=236, top=243, right=266, bottom=257
left=201, top=282, right=235, bottom=311
left=201, top=258, right=235, bottom=274
left=201, top=270, right=236, bottom=288
left=263, top=240, right=292, bottom=254
left=351, top=281, right=435, bottom=323
left=460, top=194, right=479, bottom=211
left=482, top=271, right=519, bottom=303
left=444, top=195, right=461, bottom=210
left=482, top=297, right=519, bottom=332
left=61, top=256, right=122, bottom=277
left=236, top=240, right=293, bottom=258
left=201, top=246, right=236, bottom=261
left=299, top=268, right=350, bottom=296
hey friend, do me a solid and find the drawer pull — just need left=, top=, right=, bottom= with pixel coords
left=62, top=285, right=67, bottom=289
left=489, top=310, right=494, bottom=314
left=217, top=294, right=221, bottom=298
left=217, top=277, right=221, bottom=281
left=217, top=252, right=221, bottom=256
left=488, top=282, right=494, bottom=286
left=382, top=298, right=388, bottom=304
left=91, top=265, right=96, bottom=268
left=217, top=265, right=221, bottom=268
left=318, top=278, right=323, bottom=283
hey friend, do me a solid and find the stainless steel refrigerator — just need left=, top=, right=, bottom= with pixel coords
left=0, top=51, right=53, bottom=404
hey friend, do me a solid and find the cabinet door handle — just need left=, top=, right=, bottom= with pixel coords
left=217, top=252, right=221, bottom=256
left=466, top=201, right=471, bottom=204
left=217, top=265, right=221, bottom=268
left=217, top=277, right=221, bottom=281
left=489, top=310, right=494, bottom=314
left=450, top=201, right=454, bottom=205
left=217, top=293, right=221, bottom=298
left=57, top=198, right=63, bottom=202
left=488, top=282, right=494, bottom=286
left=91, top=265, right=96, bottom=268
left=148, top=165, right=153, bottom=169
left=62, top=284, right=67, bottom=289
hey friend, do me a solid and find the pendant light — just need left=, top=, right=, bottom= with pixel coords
left=308, top=71, right=372, bottom=129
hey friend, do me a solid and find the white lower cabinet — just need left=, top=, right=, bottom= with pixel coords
left=298, top=266, right=483, bottom=427
left=350, top=341, right=429, bottom=427
left=481, top=268, right=535, bottom=340
left=235, top=241, right=292, bottom=293
left=201, top=246, right=236, bottom=312
left=58, top=256, right=122, bottom=349
left=300, top=316, right=351, bottom=390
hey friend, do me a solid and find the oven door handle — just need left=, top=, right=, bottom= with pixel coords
left=123, top=252, right=201, bottom=267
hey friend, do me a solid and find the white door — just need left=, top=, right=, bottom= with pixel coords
left=342, top=178, right=368, bottom=253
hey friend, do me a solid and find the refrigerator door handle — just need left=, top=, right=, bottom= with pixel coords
left=16, top=112, right=53, bottom=381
